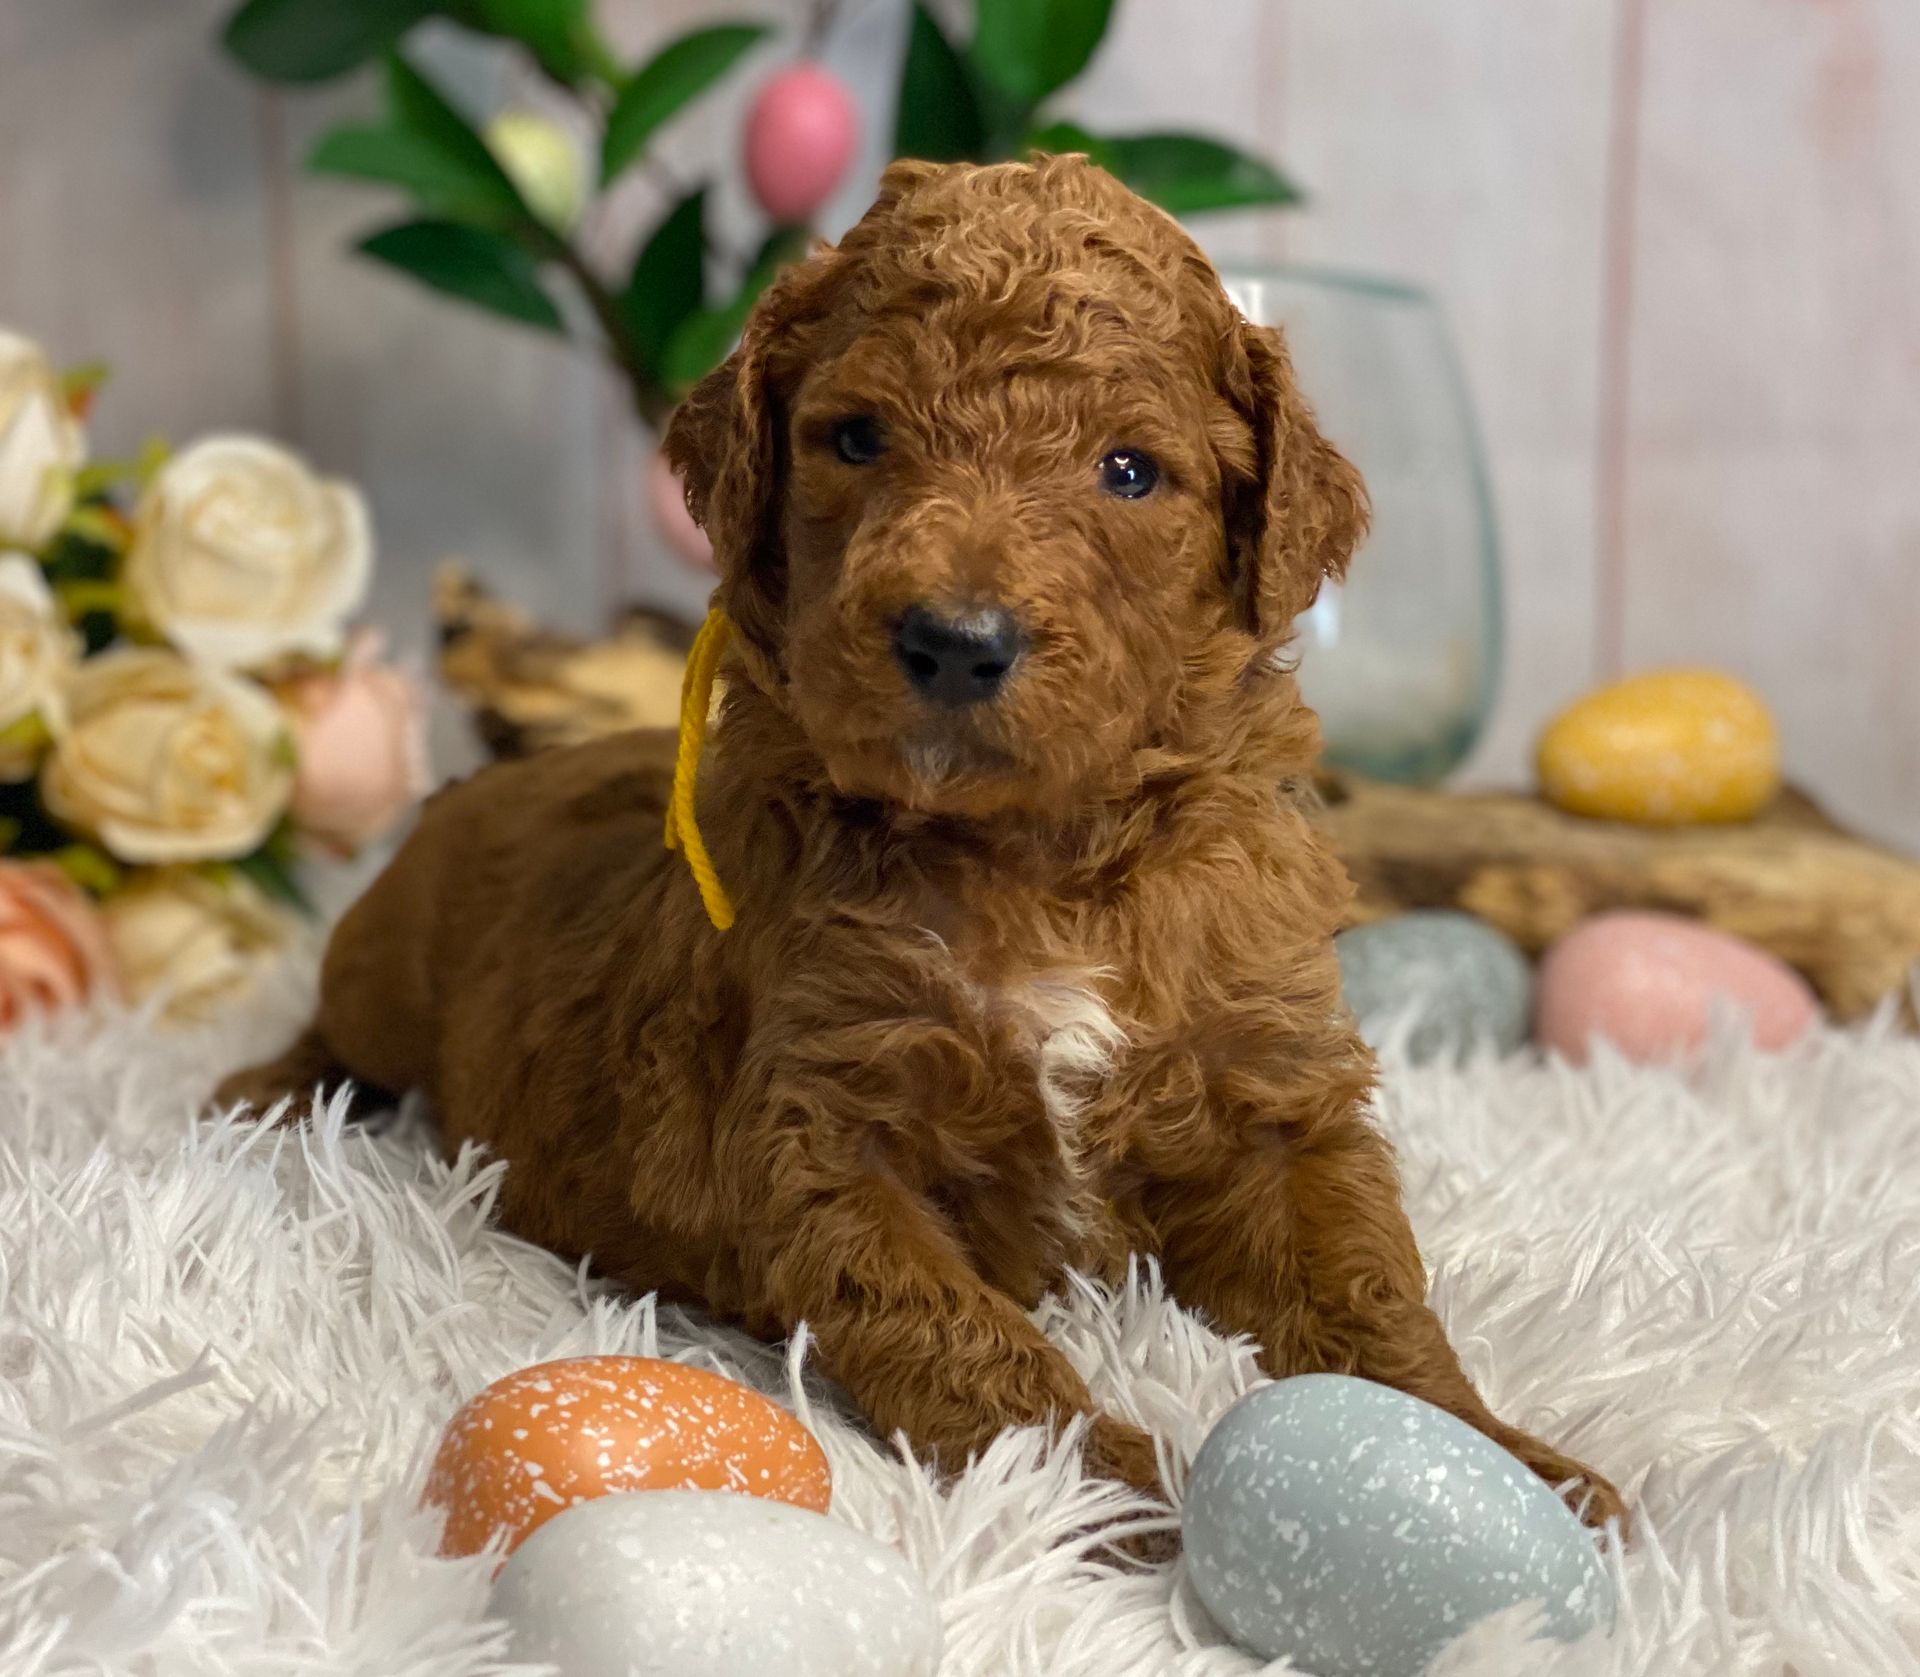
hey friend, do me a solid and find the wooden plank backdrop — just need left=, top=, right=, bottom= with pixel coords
left=1, top=0, right=1915, bottom=843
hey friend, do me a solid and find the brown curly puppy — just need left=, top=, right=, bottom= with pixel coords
left=223, top=157, right=1622, bottom=1527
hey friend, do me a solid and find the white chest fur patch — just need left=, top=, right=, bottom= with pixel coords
left=1012, top=976, right=1127, bottom=1123
left=1004, top=976, right=1126, bottom=1245
left=933, top=937, right=1126, bottom=1150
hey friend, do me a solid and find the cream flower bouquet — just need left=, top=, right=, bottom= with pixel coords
left=0, top=327, right=427, bottom=1025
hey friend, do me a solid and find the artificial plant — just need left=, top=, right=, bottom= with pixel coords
left=221, top=0, right=1300, bottom=428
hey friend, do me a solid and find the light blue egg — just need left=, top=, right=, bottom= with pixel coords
left=1183, top=1375, right=1613, bottom=1676
left=1336, top=910, right=1533, bottom=1063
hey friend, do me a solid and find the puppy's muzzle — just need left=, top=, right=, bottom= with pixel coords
left=892, top=604, right=1027, bottom=708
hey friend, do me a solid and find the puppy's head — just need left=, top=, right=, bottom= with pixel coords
left=665, top=156, right=1366, bottom=818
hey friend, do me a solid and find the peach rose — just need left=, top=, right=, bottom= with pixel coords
left=0, top=860, right=118, bottom=1030
left=281, top=638, right=429, bottom=854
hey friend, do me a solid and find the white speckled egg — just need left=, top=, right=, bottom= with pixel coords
left=1183, top=1375, right=1612, bottom=1676
left=489, top=1490, right=943, bottom=1677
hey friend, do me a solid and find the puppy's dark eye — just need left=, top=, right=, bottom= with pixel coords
left=832, top=415, right=885, bottom=465
left=1098, top=449, right=1159, bottom=499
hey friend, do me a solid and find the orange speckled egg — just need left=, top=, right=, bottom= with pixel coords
left=424, top=1356, right=831, bottom=1558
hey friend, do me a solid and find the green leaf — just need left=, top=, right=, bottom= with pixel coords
left=470, top=0, right=592, bottom=84
left=261, top=819, right=303, bottom=868
left=308, top=123, right=522, bottom=220
left=894, top=3, right=986, bottom=162
left=49, top=843, right=122, bottom=898
left=135, top=436, right=172, bottom=485
left=0, top=773, right=64, bottom=855
left=359, top=220, right=565, bottom=331
left=60, top=362, right=110, bottom=408
left=53, top=579, right=125, bottom=622
left=41, top=529, right=116, bottom=586
left=601, top=24, right=770, bottom=187
left=1075, top=130, right=1303, bottom=215
left=660, top=238, right=795, bottom=395
left=61, top=506, right=128, bottom=551
left=619, top=189, right=707, bottom=376
left=384, top=52, right=527, bottom=212
left=72, top=459, right=140, bottom=497
left=233, top=846, right=315, bottom=914
left=970, top=0, right=1112, bottom=109
left=0, top=712, right=49, bottom=758
left=660, top=311, right=744, bottom=396
left=749, top=224, right=810, bottom=273
left=221, top=0, right=437, bottom=83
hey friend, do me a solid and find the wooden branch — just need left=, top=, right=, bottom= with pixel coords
left=434, top=564, right=694, bottom=758
left=1314, top=773, right=1920, bottom=1021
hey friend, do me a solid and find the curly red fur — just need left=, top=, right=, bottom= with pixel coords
left=222, top=157, right=1622, bottom=1528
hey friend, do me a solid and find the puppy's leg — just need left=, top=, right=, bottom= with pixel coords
left=761, top=1173, right=1161, bottom=1497
left=213, top=1024, right=377, bottom=1122
left=724, top=960, right=1164, bottom=1499
left=218, top=774, right=455, bottom=1121
left=1148, top=1111, right=1625, bottom=1529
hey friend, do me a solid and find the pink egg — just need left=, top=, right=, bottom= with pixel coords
left=744, top=63, right=859, bottom=223
left=644, top=450, right=713, bottom=571
left=1536, top=911, right=1818, bottom=1064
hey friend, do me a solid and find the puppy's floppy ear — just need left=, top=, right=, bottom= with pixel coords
left=664, top=164, right=938, bottom=669
left=663, top=255, right=835, bottom=671
left=1220, top=318, right=1370, bottom=644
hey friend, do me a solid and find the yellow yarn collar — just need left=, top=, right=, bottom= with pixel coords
left=664, top=608, right=735, bottom=930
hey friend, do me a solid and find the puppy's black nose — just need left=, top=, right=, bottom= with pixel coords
left=892, top=604, right=1027, bottom=707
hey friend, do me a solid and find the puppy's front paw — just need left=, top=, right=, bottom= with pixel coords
left=1501, top=1430, right=1628, bottom=1535
left=1082, top=1416, right=1180, bottom=1563
left=1082, top=1415, right=1167, bottom=1499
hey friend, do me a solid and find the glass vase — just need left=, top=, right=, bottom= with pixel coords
left=1219, top=267, right=1503, bottom=784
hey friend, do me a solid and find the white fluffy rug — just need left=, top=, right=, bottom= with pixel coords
left=2, top=959, right=1918, bottom=1676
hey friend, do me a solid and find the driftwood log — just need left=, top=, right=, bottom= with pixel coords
left=434, top=565, right=693, bottom=757
left=429, top=574, right=1920, bottom=1022
left=1315, top=773, right=1920, bottom=1021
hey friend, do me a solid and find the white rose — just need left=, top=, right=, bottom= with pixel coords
left=0, top=553, right=79, bottom=779
left=0, top=329, right=87, bottom=550
left=42, top=648, right=294, bottom=864
left=124, top=435, right=371, bottom=671
left=102, top=868, right=294, bottom=1023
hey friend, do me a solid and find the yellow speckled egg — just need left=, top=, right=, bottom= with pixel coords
left=424, top=1355, right=831, bottom=1558
left=1536, top=668, right=1780, bottom=824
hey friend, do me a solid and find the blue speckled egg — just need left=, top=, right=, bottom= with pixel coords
left=1336, top=911, right=1533, bottom=1064
left=1183, top=1375, right=1612, bottom=1675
